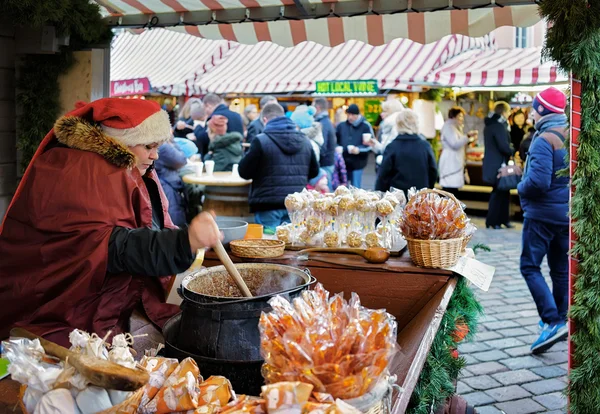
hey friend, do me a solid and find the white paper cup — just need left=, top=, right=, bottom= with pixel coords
left=195, top=162, right=203, bottom=176
left=205, top=160, right=215, bottom=176
left=362, top=133, right=372, bottom=145
left=232, top=164, right=240, bottom=177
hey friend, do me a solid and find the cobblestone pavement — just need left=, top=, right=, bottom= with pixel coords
left=459, top=218, right=568, bottom=414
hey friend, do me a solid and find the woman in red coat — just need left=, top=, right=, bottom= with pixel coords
left=0, top=98, right=221, bottom=346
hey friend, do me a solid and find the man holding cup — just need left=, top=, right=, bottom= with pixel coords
left=335, top=104, right=375, bottom=188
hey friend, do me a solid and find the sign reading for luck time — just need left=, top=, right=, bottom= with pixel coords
left=315, top=80, right=379, bottom=95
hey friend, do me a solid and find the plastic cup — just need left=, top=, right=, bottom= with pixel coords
left=362, top=133, right=372, bottom=145
left=205, top=160, right=215, bottom=176
left=195, top=162, right=203, bottom=176
left=245, top=224, right=264, bottom=239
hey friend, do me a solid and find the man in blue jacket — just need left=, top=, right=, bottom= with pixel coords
left=336, top=104, right=374, bottom=188
left=517, top=87, right=569, bottom=354
left=313, top=98, right=337, bottom=189
left=239, top=103, right=319, bottom=229
left=202, top=94, right=245, bottom=135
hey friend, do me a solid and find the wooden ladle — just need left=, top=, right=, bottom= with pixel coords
left=298, top=247, right=391, bottom=264
left=213, top=240, right=253, bottom=298
left=10, top=328, right=149, bottom=391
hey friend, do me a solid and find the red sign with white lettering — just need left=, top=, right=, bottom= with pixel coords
left=110, top=78, right=151, bottom=97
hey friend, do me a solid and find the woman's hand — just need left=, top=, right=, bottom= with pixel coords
left=188, top=211, right=223, bottom=251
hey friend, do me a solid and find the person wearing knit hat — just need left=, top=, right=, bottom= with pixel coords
left=205, top=115, right=244, bottom=172
left=336, top=103, right=375, bottom=188
left=291, top=105, right=325, bottom=162
left=0, top=97, right=223, bottom=348
left=517, top=86, right=569, bottom=354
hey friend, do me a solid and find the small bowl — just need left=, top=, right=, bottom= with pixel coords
left=216, top=218, right=249, bottom=246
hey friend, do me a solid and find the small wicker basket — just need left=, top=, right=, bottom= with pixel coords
left=404, top=188, right=469, bottom=269
left=461, top=234, right=473, bottom=252
left=230, top=239, right=285, bottom=259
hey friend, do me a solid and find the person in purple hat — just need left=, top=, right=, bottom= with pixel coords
left=518, top=87, right=569, bottom=354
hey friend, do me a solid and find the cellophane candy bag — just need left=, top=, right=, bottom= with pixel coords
left=259, top=284, right=397, bottom=400
left=400, top=188, right=470, bottom=240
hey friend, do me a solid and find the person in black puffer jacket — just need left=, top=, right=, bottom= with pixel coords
left=336, top=104, right=374, bottom=188
left=239, top=103, right=320, bottom=229
left=375, top=109, right=438, bottom=195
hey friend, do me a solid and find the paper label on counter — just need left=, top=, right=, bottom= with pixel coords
left=446, top=257, right=495, bottom=291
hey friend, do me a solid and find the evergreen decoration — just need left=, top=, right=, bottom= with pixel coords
left=407, top=277, right=483, bottom=414
left=421, top=88, right=448, bottom=102
left=538, top=1, right=600, bottom=412
left=0, top=0, right=112, bottom=171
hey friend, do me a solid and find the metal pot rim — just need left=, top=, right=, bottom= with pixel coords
left=182, top=263, right=313, bottom=302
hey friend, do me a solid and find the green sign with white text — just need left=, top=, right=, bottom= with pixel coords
left=315, top=80, right=379, bottom=95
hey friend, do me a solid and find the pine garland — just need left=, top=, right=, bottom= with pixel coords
left=538, top=1, right=600, bottom=412
left=0, top=0, right=112, bottom=171
left=407, top=277, right=483, bottom=414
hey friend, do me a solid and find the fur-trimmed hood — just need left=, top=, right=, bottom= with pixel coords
left=53, top=116, right=136, bottom=169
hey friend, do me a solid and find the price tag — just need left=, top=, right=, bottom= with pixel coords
left=446, top=256, right=495, bottom=291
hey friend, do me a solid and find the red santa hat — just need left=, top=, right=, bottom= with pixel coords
left=67, top=98, right=172, bottom=147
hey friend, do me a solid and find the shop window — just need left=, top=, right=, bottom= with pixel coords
left=515, top=27, right=530, bottom=48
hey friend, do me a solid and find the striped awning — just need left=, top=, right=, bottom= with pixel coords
left=110, top=29, right=234, bottom=95
left=95, top=1, right=541, bottom=47
left=190, top=34, right=493, bottom=94
left=423, top=47, right=567, bottom=87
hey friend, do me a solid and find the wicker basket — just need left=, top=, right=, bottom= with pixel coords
left=230, top=239, right=285, bottom=259
left=344, top=376, right=397, bottom=414
left=406, top=237, right=464, bottom=268
left=461, top=234, right=473, bottom=252
left=19, top=384, right=145, bottom=414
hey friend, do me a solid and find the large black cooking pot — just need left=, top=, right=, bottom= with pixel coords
left=177, top=263, right=315, bottom=361
left=163, top=313, right=264, bottom=395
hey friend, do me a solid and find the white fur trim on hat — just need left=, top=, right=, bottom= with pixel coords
left=100, top=110, right=171, bottom=147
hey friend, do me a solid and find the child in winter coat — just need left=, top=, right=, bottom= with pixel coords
left=307, top=169, right=329, bottom=194
left=331, top=151, right=348, bottom=191
left=291, top=105, right=325, bottom=162
left=205, top=115, right=243, bottom=172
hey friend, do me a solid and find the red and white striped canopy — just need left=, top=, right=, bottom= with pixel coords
left=190, top=34, right=493, bottom=94
left=110, top=29, right=234, bottom=95
left=424, top=47, right=567, bottom=87
left=95, top=0, right=541, bottom=47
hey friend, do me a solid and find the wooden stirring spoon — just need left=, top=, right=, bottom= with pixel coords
left=213, top=240, right=253, bottom=298
left=298, top=247, right=390, bottom=264
left=10, top=328, right=149, bottom=391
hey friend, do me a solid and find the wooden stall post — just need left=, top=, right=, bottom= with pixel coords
left=568, top=74, right=580, bottom=407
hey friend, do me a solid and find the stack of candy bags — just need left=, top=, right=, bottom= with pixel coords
left=2, top=331, right=233, bottom=414
left=259, top=284, right=398, bottom=401
left=278, top=185, right=407, bottom=250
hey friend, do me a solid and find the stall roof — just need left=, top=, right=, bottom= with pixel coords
left=95, top=1, right=541, bottom=47
left=187, top=33, right=493, bottom=94
left=110, top=29, right=234, bottom=95
left=423, top=46, right=567, bottom=87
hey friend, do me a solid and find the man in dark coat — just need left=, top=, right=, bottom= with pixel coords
left=313, top=98, right=337, bottom=189
left=246, top=95, right=278, bottom=144
left=336, top=104, right=374, bottom=188
left=202, top=93, right=245, bottom=136
left=239, top=103, right=319, bottom=229
left=0, top=98, right=222, bottom=347
left=483, top=101, right=513, bottom=229
left=375, top=109, right=438, bottom=194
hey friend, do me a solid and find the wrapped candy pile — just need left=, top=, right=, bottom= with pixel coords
left=400, top=188, right=476, bottom=240
left=259, top=284, right=397, bottom=400
left=279, top=186, right=406, bottom=250
left=2, top=331, right=234, bottom=414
